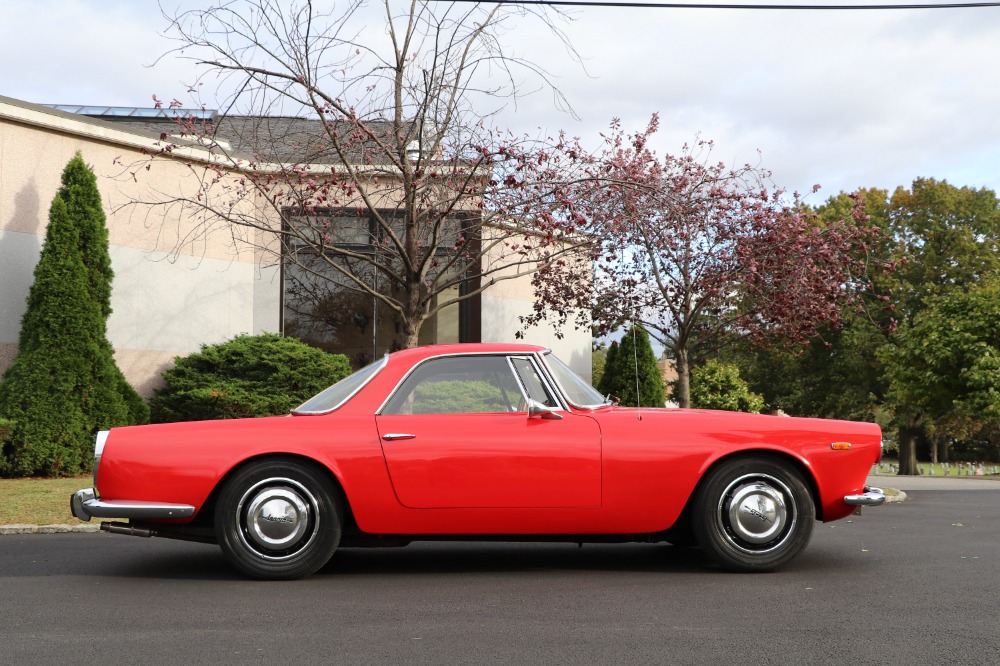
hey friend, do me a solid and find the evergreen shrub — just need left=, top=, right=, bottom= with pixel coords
left=689, top=360, right=765, bottom=413
left=150, top=333, right=352, bottom=422
left=410, top=380, right=507, bottom=414
left=0, top=154, right=148, bottom=477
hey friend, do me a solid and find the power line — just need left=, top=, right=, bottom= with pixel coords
left=442, top=1, right=1000, bottom=9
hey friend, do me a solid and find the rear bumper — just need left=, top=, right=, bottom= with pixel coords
left=70, top=488, right=196, bottom=521
left=843, top=485, right=886, bottom=507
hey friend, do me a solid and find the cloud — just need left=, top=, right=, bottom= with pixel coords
left=3, top=1, right=998, bottom=199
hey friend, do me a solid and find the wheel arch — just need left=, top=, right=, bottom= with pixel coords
left=688, top=449, right=824, bottom=522
left=199, top=452, right=358, bottom=532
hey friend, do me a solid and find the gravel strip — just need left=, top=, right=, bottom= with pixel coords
left=0, top=523, right=101, bottom=535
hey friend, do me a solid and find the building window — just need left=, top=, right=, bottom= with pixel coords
left=281, top=209, right=480, bottom=365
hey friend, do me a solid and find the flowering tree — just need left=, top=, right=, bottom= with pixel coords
left=127, top=0, right=591, bottom=355
left=528, top=115, right=877, bottom=407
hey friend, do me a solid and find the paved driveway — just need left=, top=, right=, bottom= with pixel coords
left=1, top=478, right=998, bottom=665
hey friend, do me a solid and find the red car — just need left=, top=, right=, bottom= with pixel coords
left=72, top=343, right=885, bottom=579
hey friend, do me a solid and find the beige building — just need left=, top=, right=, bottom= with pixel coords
left=0, top=96, right=590, bottom=396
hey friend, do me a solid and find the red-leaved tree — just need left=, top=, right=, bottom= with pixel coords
left=527, top=114, right=877, bottom=407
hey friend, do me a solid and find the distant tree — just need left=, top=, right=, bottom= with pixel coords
left=688, top=360, right=764, bottom=413
left=724, top=179, right=1000, bottom=474
left=0, top=154, right=147, bottom=476
left=591, top=346, right=608, bottom=391
left=150, top=333, right=351, bottom=422
left=598, top=326, right=665, bottom=408
left=878, top=179, right=1000, bottom=472
left=881, top=277, right=1000, bottom=451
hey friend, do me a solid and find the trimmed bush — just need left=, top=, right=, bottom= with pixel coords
left=0, top=154, right=147, bottom=477
left=411, top=380, right=507, bottom=414
left=690, top=360, right=765, bottom=413
left=150, top=334, right=352, bottom=422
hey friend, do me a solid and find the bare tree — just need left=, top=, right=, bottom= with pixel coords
left=129, top=0, right=592, bottom=354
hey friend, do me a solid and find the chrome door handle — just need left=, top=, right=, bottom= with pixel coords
left=381, top=433, right=416, bottom=441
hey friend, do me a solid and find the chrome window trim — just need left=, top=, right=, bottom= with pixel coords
left=513, top=354, right=568, bottom=412
left=538, top=350, right=610, bottom=410
left=375, top=351, right=568, bottom=415
left=504, top=356, right=531, bottom=408
left=292, top=354, right=389, bottom=415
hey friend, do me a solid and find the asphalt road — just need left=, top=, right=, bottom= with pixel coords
left=1, top=479, right=999, bottom=665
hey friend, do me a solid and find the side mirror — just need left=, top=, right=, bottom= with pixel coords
left=527, top=399, right=563, bottom=421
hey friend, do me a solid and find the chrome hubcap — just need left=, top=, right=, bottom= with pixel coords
left=718, top=474, right=794, bottom=553
left=237, top=478, right=319, bottom=560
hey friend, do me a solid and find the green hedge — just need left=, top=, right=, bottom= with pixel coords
left=689, top=360, right=765, bottom=413
left=150, top=334, right=352, bottom=422
left=410, top=380, right=508, bottom=414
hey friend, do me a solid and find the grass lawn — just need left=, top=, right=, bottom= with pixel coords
left=0, top=476, right=92, bottom=526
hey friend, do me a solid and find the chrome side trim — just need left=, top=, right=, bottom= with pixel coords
left=844, top=486, right=886, bottom=507
left=71, top=488, right=196, bottom=522
left=93, top=430, right=110, bottom=487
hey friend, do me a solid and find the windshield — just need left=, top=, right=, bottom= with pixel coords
left=543, top=352, right=610, bottom=408
left=292, top=355, right=387, bottom=414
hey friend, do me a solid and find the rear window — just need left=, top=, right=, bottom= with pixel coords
left=292, top=355, right=387, bottom=414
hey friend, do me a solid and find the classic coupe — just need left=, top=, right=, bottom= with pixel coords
left=72, top=343, right=885, bottom=579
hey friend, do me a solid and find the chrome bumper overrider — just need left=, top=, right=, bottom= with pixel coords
left=843, top=485, right=886, bottom=507
left=70, top=488, right=196, bottom=522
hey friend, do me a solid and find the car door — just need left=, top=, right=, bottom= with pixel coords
left=375, top=354, right=602, bottom=509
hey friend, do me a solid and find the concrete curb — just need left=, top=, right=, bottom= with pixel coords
left=884, top=489, right=907, bottom=503
left=0, top=522, right=101, bottom=535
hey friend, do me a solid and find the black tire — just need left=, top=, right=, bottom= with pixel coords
left=691, top=456, right=815, bottom=572
left=215, top=458, right=343, bottom=580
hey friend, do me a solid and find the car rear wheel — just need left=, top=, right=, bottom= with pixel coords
left=691, top=456, right=815, bottom=572
left=215, top=458, right=343, bottom=580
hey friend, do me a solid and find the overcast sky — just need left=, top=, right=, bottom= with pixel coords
left=3, top=0, right=999, bottom=201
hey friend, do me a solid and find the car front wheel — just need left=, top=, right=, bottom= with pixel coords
left=215, top=458, right=343, bottom=580
left=691, top=456, right=815, bottom=572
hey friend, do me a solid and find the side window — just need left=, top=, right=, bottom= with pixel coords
left=510, top=357, right=559, bottom=409
left=382, top=356, right=525, bottom=415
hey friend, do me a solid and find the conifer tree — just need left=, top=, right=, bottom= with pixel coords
left=597, top=341, right=619, bottom=397
left=0, top=153, right=147, bottom=476
left=599, top=326, right=665, bottom=408
left=57, top=154, right=148, bottom=426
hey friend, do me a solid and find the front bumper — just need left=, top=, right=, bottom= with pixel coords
left=843, top=485, right=886, bottom=507
left=70, top=488, right=196, bottom=522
